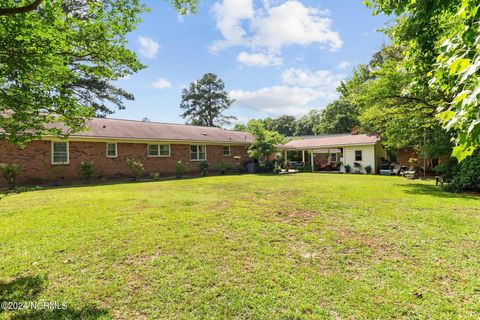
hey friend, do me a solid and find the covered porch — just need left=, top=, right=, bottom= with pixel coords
left=281, top=148, right=343, bottom=172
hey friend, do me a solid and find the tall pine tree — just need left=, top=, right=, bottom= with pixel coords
left=180, top=73, right=236, bottom=127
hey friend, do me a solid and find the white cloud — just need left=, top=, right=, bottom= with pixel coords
left=230, top=86, right=333, bottom=116
left=237, top=51, right=282, bottom=67
left=210, top=0, right=254, bottom=53
left=281, top=68, right=345, bottom=90
left=230, top=67, right=346, bottom=116
left=337, top=61, right=351, bottom=70
left=152, top=78, right=172, bottom=89
left=210, top=0, right=343, bottom=61
left=138, top=36, right=160, bottom=59
left=249, top=1, right=342, bottom=52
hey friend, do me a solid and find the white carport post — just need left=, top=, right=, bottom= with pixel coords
left=310, top=149, right=314, bottom=172
left=302, top=150, right=305, bottom=164
left=284, top=149, right=288, bottom=167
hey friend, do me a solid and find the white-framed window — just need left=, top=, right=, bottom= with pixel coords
left=223, top=145, right=231, bottom=156
left=355, top=150, right=363, bottom=161
left=148, top=144, right=170, bottom=157
left=331, top=153, right=337, bottom=162
left=106, top=143, right=117, bottom=158
left=51, top=141, right=69, bottom=164
left=190, top=144, right=206, bottom=161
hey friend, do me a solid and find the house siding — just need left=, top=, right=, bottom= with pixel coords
left=0, top=140, right=251, bottom=186
left=342, top=144, right=379, bottom=174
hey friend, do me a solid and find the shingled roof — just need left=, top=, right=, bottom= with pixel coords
left=279, top=133, right=380, bottom=150
left=62, top=118, right=253, bottom=144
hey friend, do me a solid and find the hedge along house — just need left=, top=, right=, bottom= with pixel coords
left=279, top=134, right=387, bottom=174
left=0, top=118, right=253, bottom=186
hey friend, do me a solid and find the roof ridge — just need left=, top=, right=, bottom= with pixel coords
left=93, top=117, right=248, bottom=134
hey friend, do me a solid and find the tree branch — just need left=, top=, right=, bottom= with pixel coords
left=0, top=0, right=43, bottom=16
left=385, top=94, right=438, bottom=109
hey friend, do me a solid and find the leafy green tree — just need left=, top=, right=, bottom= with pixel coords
left=246, top=120, right=285, bottom=164
left=232, top=123, right=247, bottom=131
left=265, top=115, right=296, bottom=136
left=180, top=73, right=236, bottom=126
left=313, top=99, right=359, bottom=135
left=0, top=0, right=197, bottom=145
left=294, top=109, right=321, bottom=136
left=365, top=0, right=480, bottom=160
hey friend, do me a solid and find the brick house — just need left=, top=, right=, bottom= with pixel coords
left=0, top=118, right=253, bottom=186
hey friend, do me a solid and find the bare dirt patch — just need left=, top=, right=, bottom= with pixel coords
left=272, top=208, right=319, bottom=225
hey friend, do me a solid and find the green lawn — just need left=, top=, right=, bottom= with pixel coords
left=0, top=174, right=479, bottom=319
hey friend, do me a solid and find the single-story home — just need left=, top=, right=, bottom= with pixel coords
left=0, top=118, right=253, bottom=185
left=278, top=133, right=387, bottom=173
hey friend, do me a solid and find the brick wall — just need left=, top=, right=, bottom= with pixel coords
left=0, top=140, right=251, bottom=186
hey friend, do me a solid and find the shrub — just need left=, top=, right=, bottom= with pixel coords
left=344, top=164, right=351, bottom=173
left=43, top=162, right=67, bottom=184
left=257, top=162, right=274, bottom=173
left=151, top=172, right=161, bottom=180
left=78, top=161, right=96, bottom=183
left=298, top=163, right=312, bottom=172
left=444, top=151, right=480, bottom=193
left=218, top=162, right=231, bottom=175
left=365, top=165, right=372, bottom=174
left=0, top=163, right=21, bottom=190
left=198, top=161, right=209, bottom=176
left=126, top=158, right=144, bottom=181
left=175, top=161, right=189, bottom=177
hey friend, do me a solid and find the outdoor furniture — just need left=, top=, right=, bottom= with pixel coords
left=404, top=167, right=418, bottom=179
left=392, top=164, right=402, bottom=175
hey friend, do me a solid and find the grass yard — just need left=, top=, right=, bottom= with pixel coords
left=0, top=174, right=479, bottom=319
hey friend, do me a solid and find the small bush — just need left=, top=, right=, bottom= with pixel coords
left=0, top=163, right=21, bottom=190
left=444, top=151, right=480, bottom=192
left=298, top=163, right=312, bottom=172
left=257, top=162, right=274, bottom=173
left=126, top=158, right=144, bottom=181
left=365, top=165, right=372, bottom=174
left=218, top=162, right=231, bottom=175
left=175, top=161, right=189, bottom=177
left=151, top=172, right=161, bottom=180
left=344, top=164, right=351, bottom=173
left=78, top=161, right=96, bottom=183
left=198, top=161, right=209, bottom=176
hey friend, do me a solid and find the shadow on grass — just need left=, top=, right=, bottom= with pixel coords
left=0, top=276, right=109, bottom=319
left=395, top=183, right=479, bottom=200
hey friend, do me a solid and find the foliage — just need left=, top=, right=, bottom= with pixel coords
left=365, top=165, right=372, bottom=174
left=43, top=162, right=67, bottom=183
left=313, top=99, right=359, bottom=134
left=126, top=158, right=144, bottom=180
left=298, top=163, right=312, bottom=172
left=365, top=0, right=480, bottom=161
left=217, top=162, right=230, bottom=175
left=295, top=110, right=322, bottom=136
left=152, top=172, right=161, bottom=180
left=180, top=73, right=236, bottom=126
left=344, top=46, right=452, bottom=156
left=246, top=120, right=285, bottom=164
left=0, top=0, right=197, bottom=145
left=232, top=123, right=247, bottom=131
left=78, top=161, right=96, bottom=183
left=0, top=163, right=21, bottom=189
left=174, top=160, right=188, bottom=177
left=442, top=150, right=480, bottom=192
left=198, top=161, right=209, bottom=176
left=263, top=115, right=297, bottom=136
left=344, top=164, right=351, bottom=173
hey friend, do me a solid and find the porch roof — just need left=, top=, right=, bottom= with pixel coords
left=279, top=133, right=380, bottom=150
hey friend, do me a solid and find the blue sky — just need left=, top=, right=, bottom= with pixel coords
left=115, top=0, right=389, bottom=125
